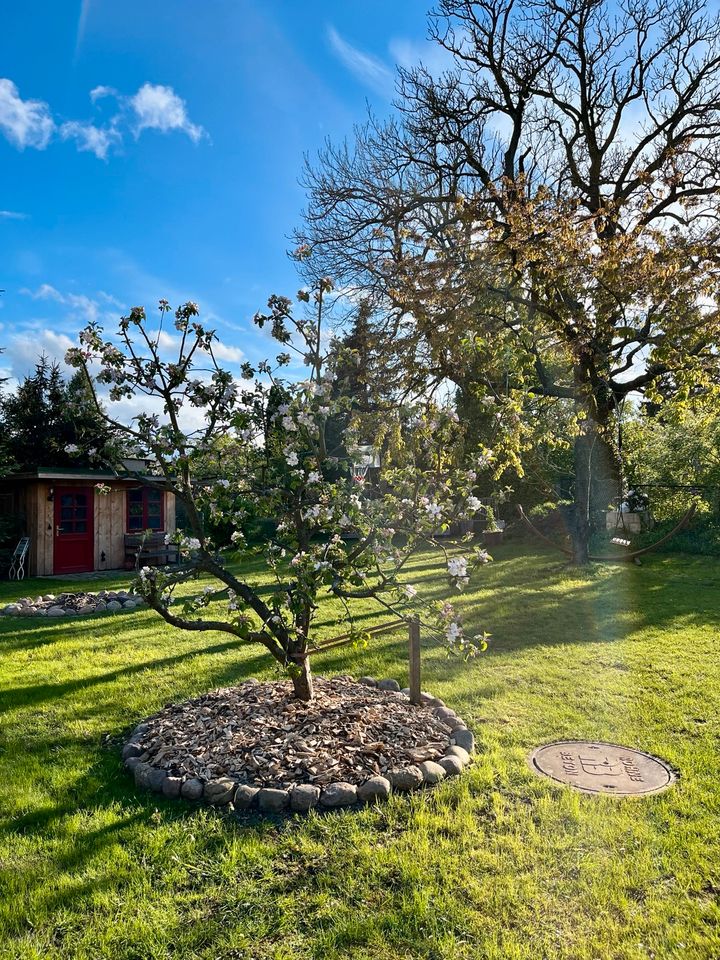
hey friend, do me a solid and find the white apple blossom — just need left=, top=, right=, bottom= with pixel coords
left=446, top=621, right=463, bottom=642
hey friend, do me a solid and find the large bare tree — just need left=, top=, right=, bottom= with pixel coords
left=298, top=0, right=720, bottom=562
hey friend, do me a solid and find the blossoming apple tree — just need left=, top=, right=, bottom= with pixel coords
left=67, top=282, right=492, bottom=701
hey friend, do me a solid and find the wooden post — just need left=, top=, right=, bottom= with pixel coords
left=408, top=618, right=421, bottom=705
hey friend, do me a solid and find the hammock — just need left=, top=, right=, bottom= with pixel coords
left=517, top=504, right=697, bottom=563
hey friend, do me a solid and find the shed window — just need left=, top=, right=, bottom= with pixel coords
left=127, top=488, right=164, bottom=531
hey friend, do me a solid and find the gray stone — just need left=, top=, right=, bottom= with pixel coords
left=78, top=606, right=96, bottom=615
left=162, top=776, right=183, bottom=799
left=147, top=766, right=167, bottom=792
left=42, top=594, right=56, bottom=602
left=435, top=706, right=458, bottom=723
left=378, top=678, right=401, bottom=692
left=257, top=788, right=290, bottom=813
left=134, top=762, right=153, bottom=789
left=452, top=728, right=475, bottom=753
left=122, top=600, right=137, bottom=610
left=359, top=676, right=378, bottom=687
left=321, top=782, right=358, bottom=808
left=445, top=745, right=471, bottom=766
left=357, top=776, right=391, bottom=802
left=94, top=601, right=107, bottom=611
left=106, top=600, right=123, bottom=612
left=130, top=722, right=150, bottom=742
left=446, top=716, right=468, bottom=732
left=290, top=783, right=321, bottom=811
left=204, top=778, right=236, bottom=805
left=181, top=778, right=204, bottom=800
left=421, top=692, right=444, bottom=708
left=122, top=742, right=144, bottom=761
left=419, top=760, right=446, bottom=785
left=125, top=756, right=141, bottom=772
left=3, top=604, right=21, bottom=615
left=389, top=766, right=424, bottom=791
left=438, top=756, right=464, bottom=777
left=435, top=708, right=467, bottom=732
left=233, top=784, right=260, bottom=809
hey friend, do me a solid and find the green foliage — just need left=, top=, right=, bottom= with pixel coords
left=69, top=292, right=496, bottom=694
left=1, top=547, right=720, bottom=958
left=299, top=0, right=720, bottom=560
left=632, top=512, right=720, bottom=557
left=623, top=405, right=720, bottom=519
left=0, top=357, right=125, bottom=472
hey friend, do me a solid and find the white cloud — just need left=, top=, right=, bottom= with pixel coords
left=22, top=283, right=64, bottom=302
left=0, top=78, right=55, bottom=150
left=0, top=77, right=206, bottom=160
left=327, top=27, right=395, bottom=98
left=100, top=386, right=209, bottom=434
left=155, top=329, right=244, bottom=365
left=130, top=83, right=204, bottom=142
left=5, top=329, right=75, bottom=380
left=0, top=209, right=28, bottom=220
left=20, top=284, right=108, bottom=324
left=97, top=290, right=124, bottom=309
left=388, top=37, right=455, bottom=77
left=60, top=119, right=120, bottom=160
left=89, top=84, right=117, bottom=103
left=207, top=341, right=245, bottom=363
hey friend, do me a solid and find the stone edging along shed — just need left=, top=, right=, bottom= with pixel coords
left=2, top=590, right=144, bottom=618
left=123, top=677, right=476, bottom=814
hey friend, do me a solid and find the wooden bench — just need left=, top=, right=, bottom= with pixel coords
left=124, top=533, right=180, bottom=569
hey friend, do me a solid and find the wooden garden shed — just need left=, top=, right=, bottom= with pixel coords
left=0, top=463, right=176, bottom=577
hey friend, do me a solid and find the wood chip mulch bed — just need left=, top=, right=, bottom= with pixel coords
left=123, top=676, right=475, bottom=814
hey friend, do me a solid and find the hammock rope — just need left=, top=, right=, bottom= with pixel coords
left=517, top=503, right=697, bottom=563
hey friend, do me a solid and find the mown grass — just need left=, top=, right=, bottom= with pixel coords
left=1, top=544, right=719, bottom=959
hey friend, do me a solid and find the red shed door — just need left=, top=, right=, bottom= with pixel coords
left=54, top=487, right=94, bottom=574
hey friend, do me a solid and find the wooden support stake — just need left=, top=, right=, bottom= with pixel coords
left=408, top=618, right=421, bottom=705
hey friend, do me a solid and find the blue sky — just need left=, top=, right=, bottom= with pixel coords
left=0, top=1, right=444, bottom=401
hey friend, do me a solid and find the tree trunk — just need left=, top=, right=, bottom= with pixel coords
left=571, top=428, right=593, bottom=564
left=291, top=654, right=314, bottom=701
left=570, top=410, right=621, bottom=565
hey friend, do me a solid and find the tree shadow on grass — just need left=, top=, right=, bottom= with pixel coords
left=0, top=641, right=271, bottom=714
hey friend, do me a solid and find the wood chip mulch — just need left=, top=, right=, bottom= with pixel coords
left=132, top=677, right=453, bottom=789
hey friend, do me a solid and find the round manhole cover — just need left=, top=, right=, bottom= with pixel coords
left=530, top=741, right=676, bottom=796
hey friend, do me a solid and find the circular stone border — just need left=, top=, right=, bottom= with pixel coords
left=529, top=739, right=677, bottom=797
left=1, top=590, right=144, bottom=618
left=123, top=678, right=475, bottom=814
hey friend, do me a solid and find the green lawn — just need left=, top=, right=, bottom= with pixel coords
left=1, top=545, right=719, bottom=959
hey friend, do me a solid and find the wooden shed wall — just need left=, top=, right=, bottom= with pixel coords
left=95, top=485, right=126, bottom=571
left=165, top=492, right=176, bottom=537
left=29, top=482, right=54, bottom=577
left=25, top=481, right=176, bottom=576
